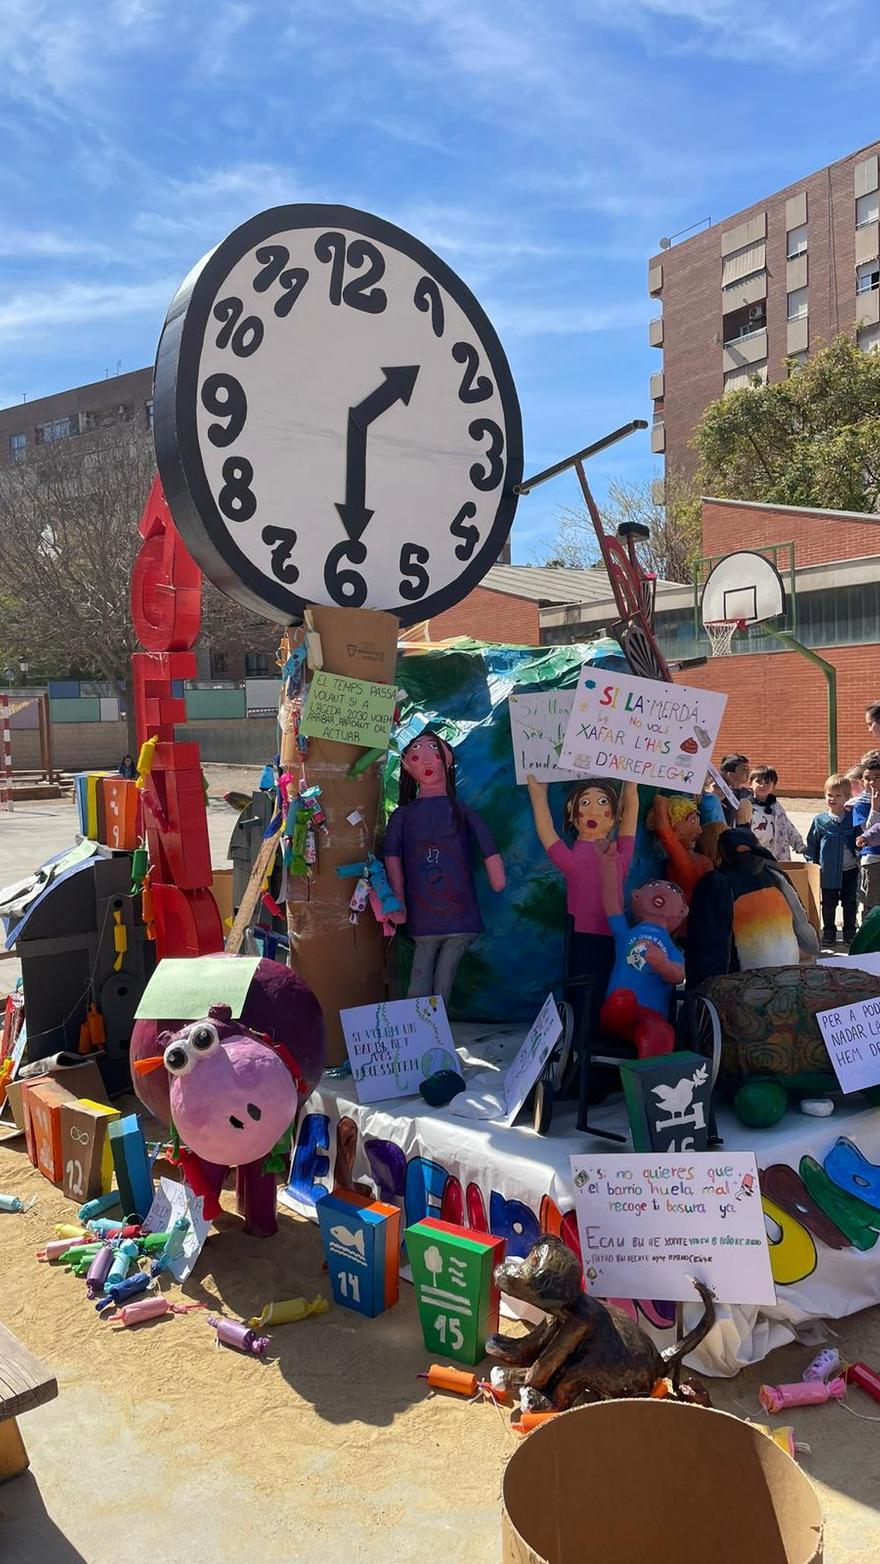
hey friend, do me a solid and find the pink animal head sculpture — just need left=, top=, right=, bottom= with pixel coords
left=135, top=1006, right=299, bottom=1168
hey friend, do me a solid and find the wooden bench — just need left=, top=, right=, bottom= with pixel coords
left=0, top=1321, right=58, bottom=1482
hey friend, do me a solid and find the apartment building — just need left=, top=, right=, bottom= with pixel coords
left=648, top=139, right=880, bottom=486
left=0, top=367, right=154, bottom=465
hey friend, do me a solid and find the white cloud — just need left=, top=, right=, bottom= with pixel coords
left=574, top=0, right=857, bottom=67
left=133, top=161, right=315, bottom=247
left=0, top=279, right=176, bottom=344
left=0, top=230, right=114, bottom=260
left=491, top=299, right=653, bottom=337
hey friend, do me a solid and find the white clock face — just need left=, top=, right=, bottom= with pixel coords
left=154, top=204, right=522, bottom=625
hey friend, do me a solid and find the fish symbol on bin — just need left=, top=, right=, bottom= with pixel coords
left=329, top=1223, right=366, bottom=1260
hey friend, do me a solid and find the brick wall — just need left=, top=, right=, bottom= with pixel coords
left=652, top=139, right=880, bottom=477
left=424, top=585, right=540, bottom=645
left=11, top=721, right=130, bottom=771
left=678, top=644, right=880, bottom=795
left=702, top=497, right=878, bottom=567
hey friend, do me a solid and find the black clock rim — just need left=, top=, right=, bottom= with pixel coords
left=153, top=202, right=523, bottom=627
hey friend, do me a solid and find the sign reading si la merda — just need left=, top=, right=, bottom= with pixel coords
left=153, top=204, right=523, bottom=625
left=815, top=996, right=880, bottom=1094
left=560, top=667, right=727, bottom=795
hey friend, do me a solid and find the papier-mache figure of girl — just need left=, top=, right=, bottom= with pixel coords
left=527, top=773, right=638, bottom=1040
left=383, top=730, right=505, bottom=1005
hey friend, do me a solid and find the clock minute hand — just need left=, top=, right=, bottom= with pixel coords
left=335, top=365, right=420, bottom=543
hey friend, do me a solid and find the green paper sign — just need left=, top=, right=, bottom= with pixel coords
left=300, top=670, right=396, bottom=750
left=134, top=956, right=261, bottom=1021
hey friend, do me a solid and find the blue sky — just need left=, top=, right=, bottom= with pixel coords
left=1, top=0, right=878, bottom=561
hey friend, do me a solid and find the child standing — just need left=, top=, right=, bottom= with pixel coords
left=845, top=764, right=865, bottom=809
left=852, top=751, right=880, bottom=917
left=748, top=767, right=806, bottom=861
left=806, top=775, right=859, bottom=944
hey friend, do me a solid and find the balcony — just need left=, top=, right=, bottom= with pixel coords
left=722, top=328, right=768, bottom=372
left=650, top=420, right=665, bottom=454
left=649, top=370, right=665, bottom=400
left=649, top=316, right=663, bottom=348
left=648, top=263, right=663, bottom=297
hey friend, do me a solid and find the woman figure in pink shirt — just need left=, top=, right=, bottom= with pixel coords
left=527, top=774, right=639, bottom=1045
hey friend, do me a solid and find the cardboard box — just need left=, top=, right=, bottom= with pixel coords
left=25, top=1081, right=77, bottom=1183
left=7, top=1057, right=111, bottom=1145
left=316, top=1188, right=401, bottom=1317
left=406, top=1218, right=505, bottom=1366
left=778, top=861, right=822, bottom=938
left=108, top=1114, right=153, bottom=1220
left=100, top=776, right=139, bottom=851
left=209, top=868, right=233, bottom=929
left=59, top=1098, right=120, bottom=1202
left=501, top=1400, right=823, bottom=1563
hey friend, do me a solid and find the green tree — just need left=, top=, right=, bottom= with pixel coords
left=694, top=334, right=880, bottom=513
left=0, top=424, right=272, bottom=749
left=539, top=472, right=702, bottom=583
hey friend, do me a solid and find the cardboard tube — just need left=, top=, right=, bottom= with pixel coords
left=282, top=609, right=398, bottom=1065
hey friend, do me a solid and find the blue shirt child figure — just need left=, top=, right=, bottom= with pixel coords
left=597, top=839, right=688, bottom=1059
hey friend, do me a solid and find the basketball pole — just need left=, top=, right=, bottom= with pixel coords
left=759, top=627, right=838, bottom=774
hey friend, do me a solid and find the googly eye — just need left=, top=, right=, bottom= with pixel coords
left=163, top=1041, right=194, bottom=1075
left=188, top=1022, right=219, bottom=1055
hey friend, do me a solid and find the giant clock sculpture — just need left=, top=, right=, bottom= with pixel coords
left=154, top=204, right=523, bottom=624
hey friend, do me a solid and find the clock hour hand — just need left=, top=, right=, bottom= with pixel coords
left=335, top=364, right=420, bottom=542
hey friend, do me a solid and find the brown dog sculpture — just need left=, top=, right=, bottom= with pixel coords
left=486, top=1235, right=715, bottom=1409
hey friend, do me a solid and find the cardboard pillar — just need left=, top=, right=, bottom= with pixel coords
left=283, top=605, right=398, bottom=1064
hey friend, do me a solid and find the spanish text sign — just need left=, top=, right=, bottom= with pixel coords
left=559, top=668, right=727, bottom=795
left=815, top=997, right=880, bottom=1094
left=341, top=996, right=457, bottom=1105
left=300, top=670, right=397, bottom=750
left=569, top=1152, right=775, bottom=1305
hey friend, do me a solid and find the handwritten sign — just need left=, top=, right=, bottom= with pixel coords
left=341, top=996, right=457, bottom=1105
left=559, top=668, right=727, bottom=795
left=569, top=1152, right=774, bottom=1305
left=502, top=993, right=562, bottom=1125
left=508, top=691, right=580, bottom=784
left=815, top=997, right=880, bottom=1094
left=300, top=670, right=396, bottom=750
left=141, top=1176, right=210, bottom=1282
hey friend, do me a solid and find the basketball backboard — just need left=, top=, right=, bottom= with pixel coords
left=695, top=544, right=795, bottom=653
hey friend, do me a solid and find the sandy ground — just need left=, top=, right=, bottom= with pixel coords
left=2, top=786, right=880, bottom=1560
left=2, top=1145, right=880, bottom=1563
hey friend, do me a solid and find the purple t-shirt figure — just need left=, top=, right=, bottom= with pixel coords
left=383, top=796, right=498, bottom=938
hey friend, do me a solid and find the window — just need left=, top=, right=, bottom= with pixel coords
left=859, top=322, right=880, bottom=353
left=245, top=651, right=270, bottom=676
left=209, top=651, right=228, bottom=676
left=787, top=286, right=808, bottom=320
left=857, top=192, right=880, bottom=228
left=145, top=399, right=154, bottom=430
left=723, top=299, right=766, bottom=343
left=786, top=223, right=808, bottom=259
left=8, top=432, right=26, bottom=461
left=857, top=260, right=880, bottom=294
left=35, top=415, right=77, bottom=444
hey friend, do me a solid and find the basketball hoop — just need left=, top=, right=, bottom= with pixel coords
left=704, top=619, right=745, bottom=657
